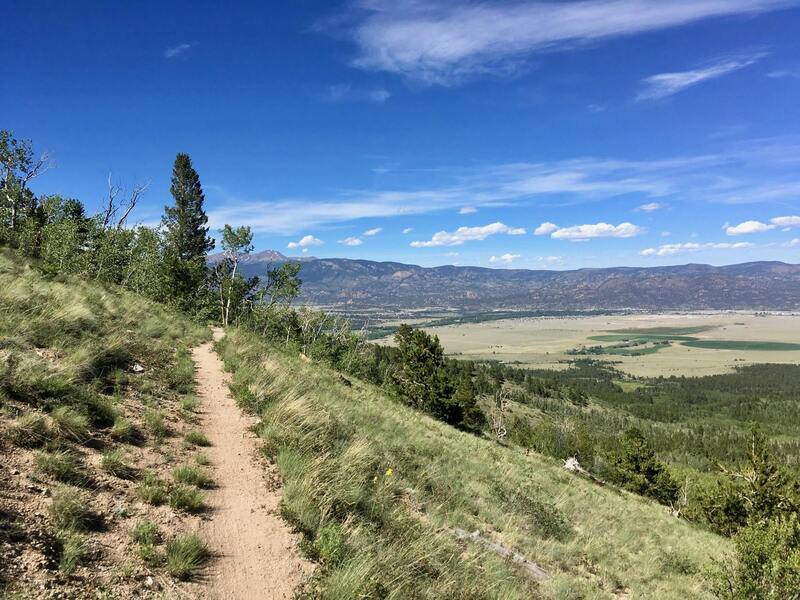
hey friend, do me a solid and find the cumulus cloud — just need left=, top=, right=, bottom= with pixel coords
left=363, top=227, right=382, bottom=236
left=287, top=235, right=324, bottom=249
left=637, top=52, right=765, bottom=100
left=402, top=227, right=413, bottom=234
left=490, top=253, right=521, bottom=264
left=786, top=238, right=800, bottom=247
left=771, top=215, right=800, bottom=227
left=410, top=222, right=524, bottom=247
left=725, top=220, right=775, bottom=235
left=332, top=0, right=791, bottom=85
left=638, top=202, right=664, bottom=212
left=641, top=241, right=754, bottom=256
left=534, top=222, right=559, bottom=236
left=459, top=206, right=478, bottom=214
left=550, top=222, right=644, bottom=241
left=164, top=43, right=194, bottom=59
left=339, top=236, right=363, bottom=246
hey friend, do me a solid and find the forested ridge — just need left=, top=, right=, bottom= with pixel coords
left=2, top=130, right=799, bottom=598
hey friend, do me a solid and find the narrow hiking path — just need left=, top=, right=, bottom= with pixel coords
left=191, top=329, right=311, bottom=599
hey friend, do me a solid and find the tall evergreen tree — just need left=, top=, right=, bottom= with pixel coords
left=162, top=153, right=214, bottom=311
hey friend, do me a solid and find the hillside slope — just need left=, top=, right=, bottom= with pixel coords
left=0, top=252, right=214, bottom=598
left=225, top=252, right=800, bottom=311
left=218, top=328, right=728, bottom=599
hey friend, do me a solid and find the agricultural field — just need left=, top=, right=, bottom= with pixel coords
left=413, top=312, right=800, bottom=376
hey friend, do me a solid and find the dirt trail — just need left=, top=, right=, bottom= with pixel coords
left=191, top=329, right=311, bottom=599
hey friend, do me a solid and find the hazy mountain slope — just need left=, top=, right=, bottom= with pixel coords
left=222, top=252, right=800, bottom=311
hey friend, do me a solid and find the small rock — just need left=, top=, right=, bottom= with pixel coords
left=132, top=363, right=145, bottom=373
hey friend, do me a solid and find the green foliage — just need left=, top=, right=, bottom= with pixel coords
left=604, top=428, right=680, bottom=506
left=137, top=471, right=169, bottom=506
left=101, top=449, right=135, bottom=479
left=49, top=485, right=93, bottom=531
left=168, top=484, right=206, bottom=512
left=110, top=415, right=138, bottom=443
left=57, top=531, right=87, bottom=575
left=163, top=152, right=214, bottom=312
left=131, top=520, right=161, bottom=546
left=50, top=406, right=89, bottom=443
left=184, top=430, right=211, bottom=446
left=172, top=465, right=212, bottom=488
left=708, top=514, right=800, bottom=599
left=165, top=533, right=208, bottom=580
left=35, top=450, right=87, bottom=485
left=6, top=412, right=50, bottom=447
left=167, top=347, right=195, bottom=394
left=700, top=430, right=799, bottom=536
left=143, top=408, right=168, bottom=441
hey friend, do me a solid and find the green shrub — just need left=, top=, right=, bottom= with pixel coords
left=168, top=348, right=195, bottom=394
left=165, top=533, right=208, bottom=580
left=194, top=452, right=210, bottom=466
left=101, top=449, right=135, bottom=479
left=58, top=531, right=87, bottom=574
left=50, top=406, right=90, bottom=443
left=184, top=430, right=210, bottom=447
left=137, top=471, right=169, bottom=506
left=6, top=413, right=50, bottom=447
left=708, top=514, right=800, bottom=599
left=143, top=408, right=168, bottom=441
left=110, top=415, right=138, bottom=443
left=49, top=486, right=93, bottom=531
left=35, top=450, right=86, bottom=484
left=180, top=395, right=200, bottom=416
left=173, top=465, right=212, bottom=488
left=82, top=394, right=117, bottom=427
left=168, top=485, right=205, bottom=512
left=314, top=522, right=347, bottom=565
left=132, top=520, right=161, bottom=546
left=604, top=428, right=679, bottom=506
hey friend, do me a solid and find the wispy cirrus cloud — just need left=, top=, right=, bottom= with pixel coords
left=164, top=43, right=194, bottom=59
left=638, top=202, right=664, bottom=212
left=326, top=0, right=793, bottom=85
left=363, top=227, right=383, bottom=236
left=410, top=222, right=525, bottom=247
left=637, top=51, right=766, bottom=100
left=322, top=83, right=391, bottom=103
left=641, top=241, right=754, bottom=256
left=205, top=137, right=800, bottom=235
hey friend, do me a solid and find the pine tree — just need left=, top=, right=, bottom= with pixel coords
left=162, top=153, right=214, bottom=311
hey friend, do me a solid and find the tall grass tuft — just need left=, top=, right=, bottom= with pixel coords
left=50, top=406, right=89, bottom=443
left=6, top=412, right=50, bottom=447
left=49, top=486, right=94, bottom=531
left=35, top=450, right=87, bottom=485
left=165, top=534, right=208, bottom=580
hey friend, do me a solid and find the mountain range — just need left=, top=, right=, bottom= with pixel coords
left=214, top=250, right=800, bottom=312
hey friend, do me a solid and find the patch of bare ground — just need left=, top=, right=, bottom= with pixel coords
left=0, top=360, right=214, bottom=599
left=190, top=330, right=312, bottom=599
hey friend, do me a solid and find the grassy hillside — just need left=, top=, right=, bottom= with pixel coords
left=0, top=251, right=213, bottom=597
left=218, top=328, right=728, bottom=599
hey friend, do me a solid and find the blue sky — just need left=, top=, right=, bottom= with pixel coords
left=4, top=0, right=800, bottom=269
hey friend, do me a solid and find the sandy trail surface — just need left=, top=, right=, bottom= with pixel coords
left=191, top=329, right=311, bottom=599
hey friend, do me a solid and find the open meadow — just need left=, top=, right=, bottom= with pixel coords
left=411, top=312, right=800, bottom=377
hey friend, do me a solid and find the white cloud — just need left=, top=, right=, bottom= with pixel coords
left=164, top=43, right=194, bottom=59
left=725, top=220, right=775, bottom=235
left=287, top=235, right=324, bottom=249
left=205, top=139, right=800, bottom=234
left=768, top=69, right=800, bottom=79
left=335, top=0, right=790, bottom=85
left=771, top=215, right=800, bottom=227
left=785, top=238, right=800, bottom=247
left=638, top=202, right=664, bottom=212
left=508, top=227, right=527, bottom=235
left=550, top=222, right=644, bottom=241
left=534, top=222, right=559, bottom=236
left=536, top=255, right=564, bottom=265
left=402, top=227, right=414, bottom=234
left=363, top=227, right=383, bottom=236
left=641, top=241, right=754, bottom=256
left=459, top=206, right=477, bottom=214
left=339, top=236, right=363, bottom=246
left=490, top=253, right=521, bottom=264
left=410, top=222, right=524, bottom=247
left=444, top=251, right=460, bottom=257
left=637, top=52, right=765, bottom=100
left=323, top=83, right=391, bottom=103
